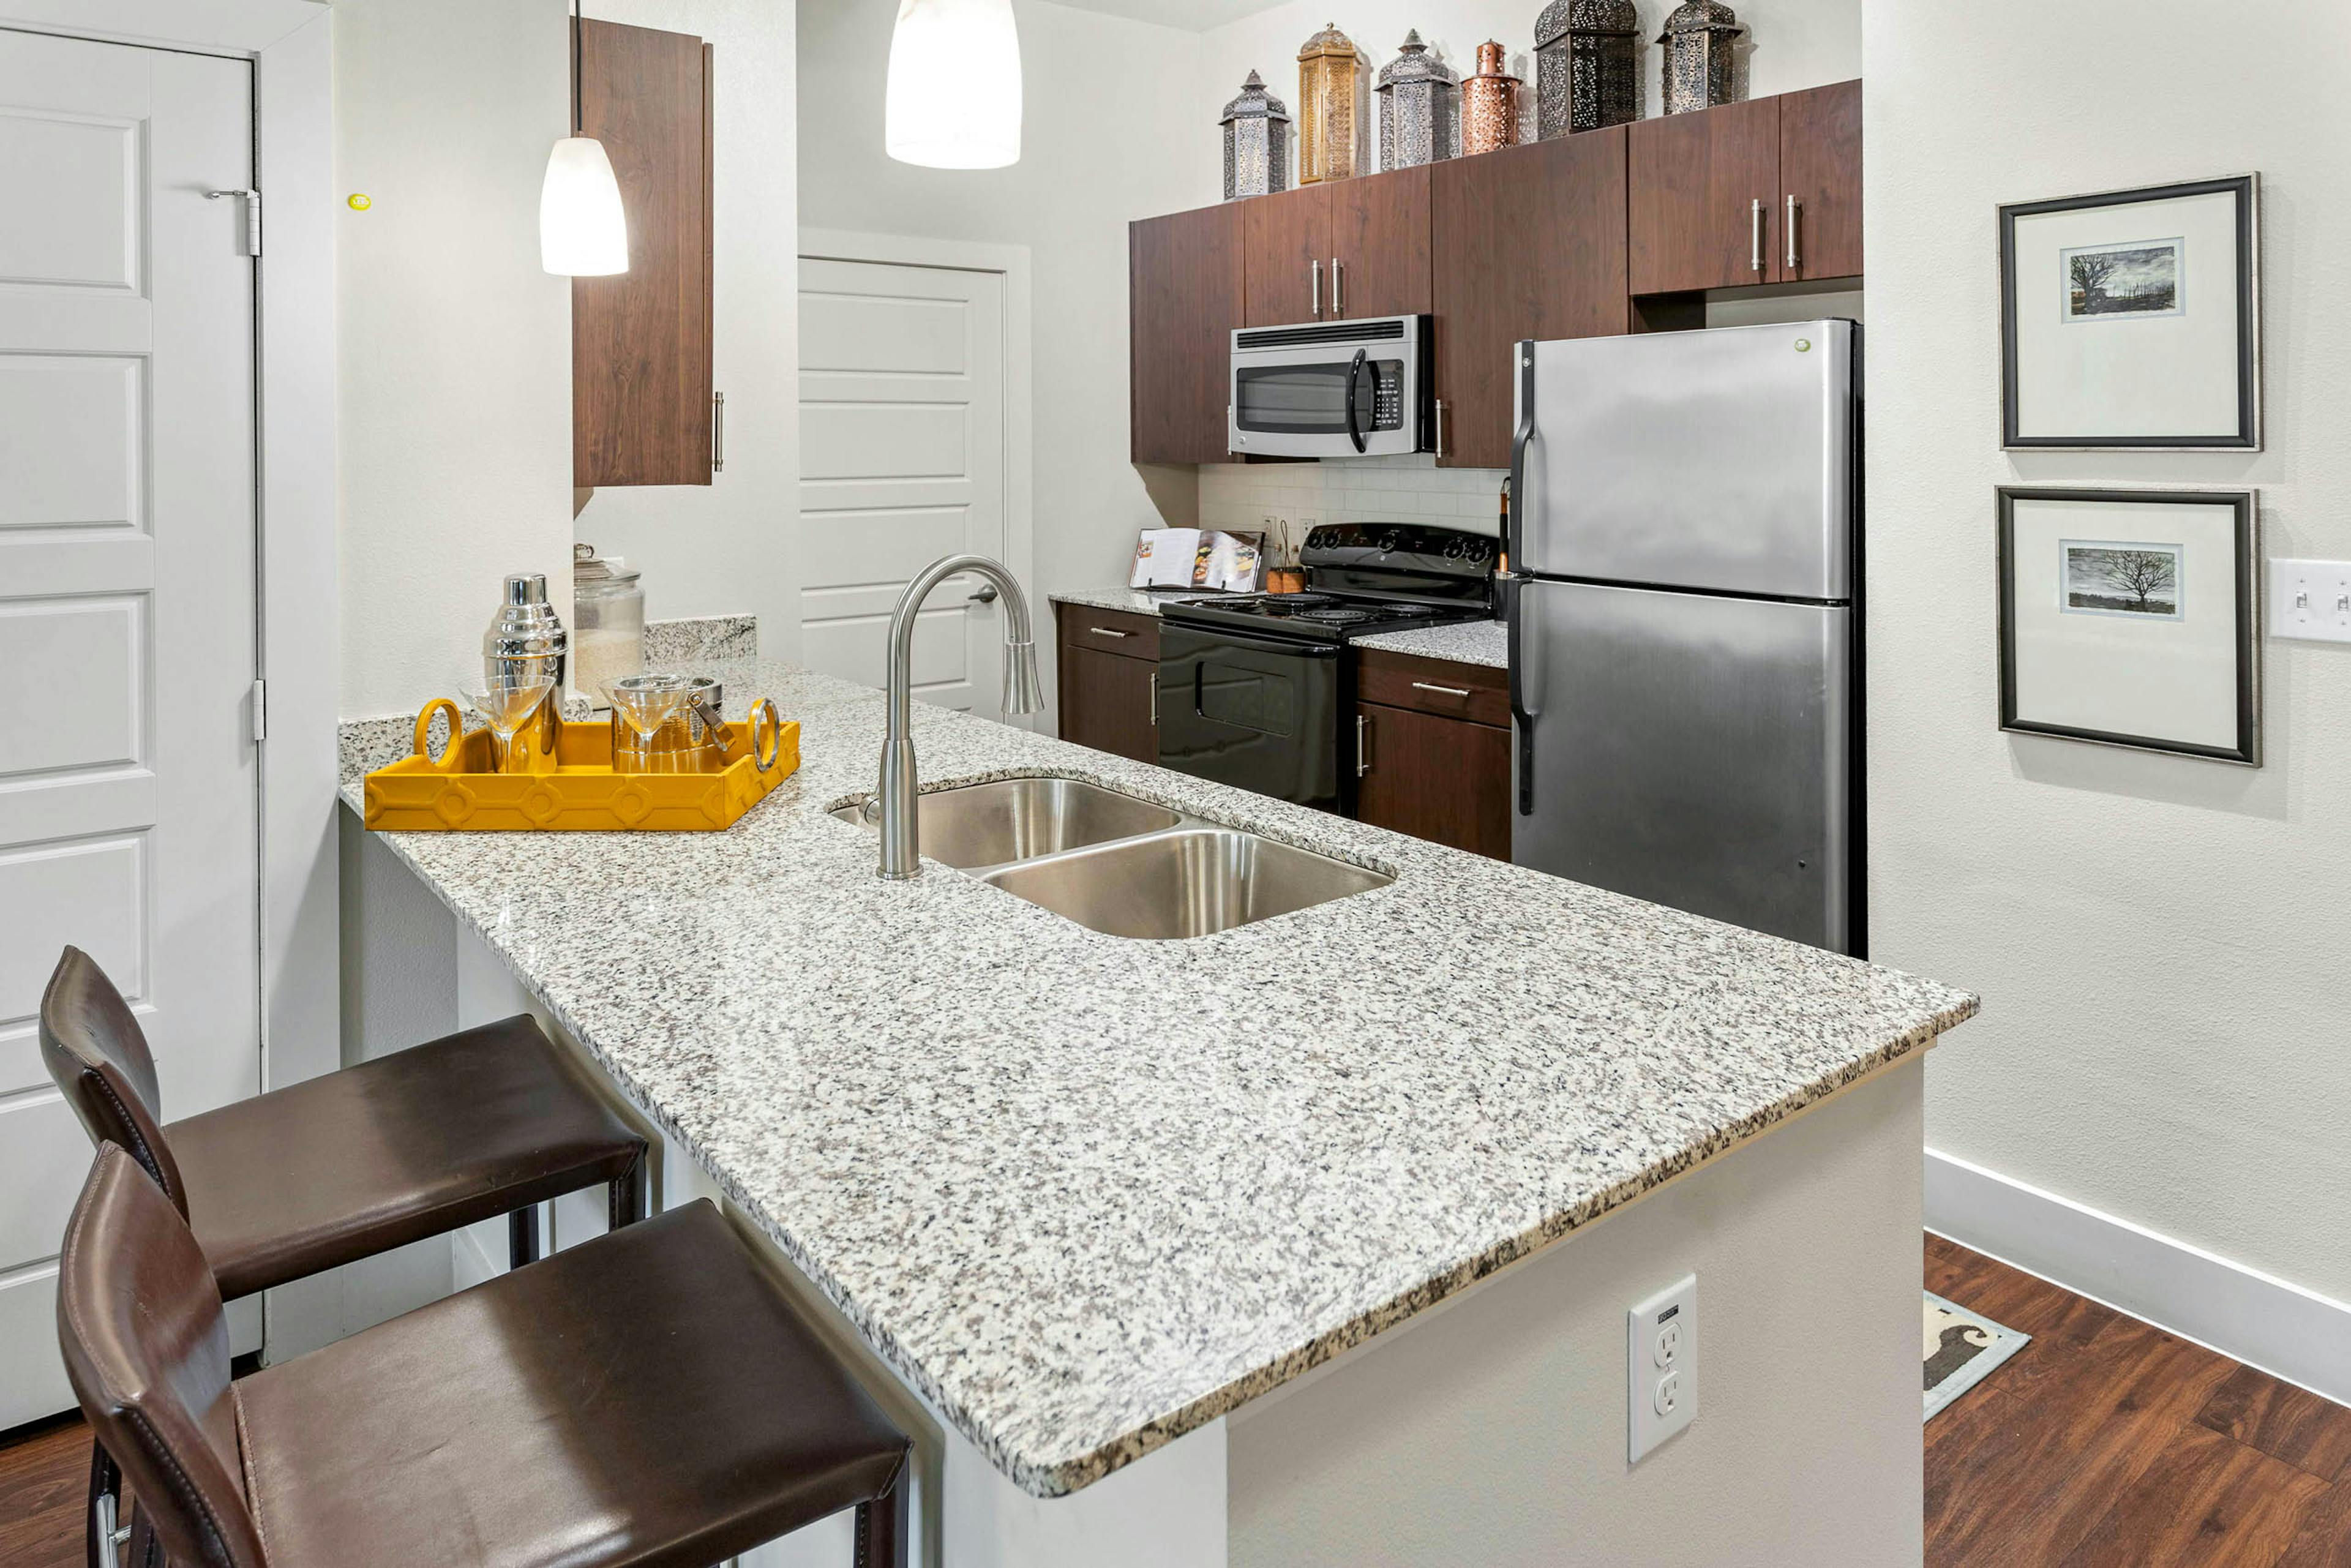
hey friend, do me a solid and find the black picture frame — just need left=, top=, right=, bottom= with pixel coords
left=1996, top=486, right=2260, bottom=765
left=1999, top=174, right=2260, bottom=450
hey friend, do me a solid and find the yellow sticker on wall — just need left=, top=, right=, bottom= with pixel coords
left=347, top=193, right=372, bottom=211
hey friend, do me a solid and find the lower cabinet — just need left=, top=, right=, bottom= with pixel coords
left=1353, top=700, right=1512, bottom=860
left=1055, top=604, right=1159, bottom=764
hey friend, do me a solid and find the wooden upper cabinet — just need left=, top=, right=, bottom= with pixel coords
left=1432, top=127, right=1629, bottom=468
left=1242, top=168, right=1431, bottom=327
left=1628, top=95, right=1782, bottom=294
left=573, top=19, right=713, bottom=487
left=1779, top=80, right=1862, bottom=282
left=1130, top=203, right=1244, bottom=465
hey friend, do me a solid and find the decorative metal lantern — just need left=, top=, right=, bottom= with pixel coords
left=1658, top=0, right=1744, bottom=116
left=1461, top=40, right=1522, bottom=157
left=1376, top=32, right=1458, bottom=170
left=1534, top=0, right=1639, bottom=139
left=1296, top=22, right=1362, bottom=184
left=1221, top=70, right=1292, bottom=200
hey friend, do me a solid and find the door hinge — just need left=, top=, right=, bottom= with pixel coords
left=206, top=187, right=261, bottom=256
left=251, top=678, right=267, bottom=743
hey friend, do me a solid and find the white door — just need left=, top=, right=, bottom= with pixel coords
left=797, top=257, right=1013, bottom=721
left=0, top=30, right=261, bottom=1425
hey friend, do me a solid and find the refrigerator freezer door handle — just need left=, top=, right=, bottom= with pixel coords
left=1505, top=574, right=1544, bottom=816
left=1506, top=341, right=1537, bottom=567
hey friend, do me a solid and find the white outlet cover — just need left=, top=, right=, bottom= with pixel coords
left=1629, top=1274, right=1698, bottom=1463
left=2270, top=558, right=2351, bottom=645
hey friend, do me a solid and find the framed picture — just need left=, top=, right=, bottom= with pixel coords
left=1997, top=487, right=2260, bottom=765
left=2000, top=174, right=2260, bottom=449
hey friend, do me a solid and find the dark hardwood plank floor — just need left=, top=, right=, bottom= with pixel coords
left=6, top=1240, right=2345, bottom=1565
left=1929, top=1234, right=2351, bottom=1568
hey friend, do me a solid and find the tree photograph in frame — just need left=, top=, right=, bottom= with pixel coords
left=2000, top=175, right=2259, bottom=449
left=1997, top=487, right=2259, bottom=765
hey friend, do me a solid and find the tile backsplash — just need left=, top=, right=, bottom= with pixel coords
left=1198, top=456, right=1509, bottom=547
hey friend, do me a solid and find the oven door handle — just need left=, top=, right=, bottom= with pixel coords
left=1161, top=625, right=1344, bottom=660
left=1344, top=347, right=1370, bottom=455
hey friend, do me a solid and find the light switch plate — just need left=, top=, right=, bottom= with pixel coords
left=2270, top=558, right=2351, bottom=644
left=1629, top=1274, right=1697, bottom=1463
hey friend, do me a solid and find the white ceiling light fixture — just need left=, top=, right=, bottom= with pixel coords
left=887, top=0, right=1024, bottom=170
left=542, top=0, right=629, bottom=276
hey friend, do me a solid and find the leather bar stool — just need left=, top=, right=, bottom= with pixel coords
left=40, top=945, right=648, bottom=1565
left=60, top=1142, right=915, bottom=1568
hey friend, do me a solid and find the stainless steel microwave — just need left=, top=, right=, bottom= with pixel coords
left=1228, top=314, right=1431, bottom=459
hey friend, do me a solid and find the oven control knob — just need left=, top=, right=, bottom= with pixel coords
left=1379, top=530, right=1402, bottom=554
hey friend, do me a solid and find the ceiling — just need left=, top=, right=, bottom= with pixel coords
left=1044, top=0, right=1293, bottom=31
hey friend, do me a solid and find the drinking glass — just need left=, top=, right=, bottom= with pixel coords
left=607, top=673, right=694, bottom=774
left=465, top=674, right=556, bottom=774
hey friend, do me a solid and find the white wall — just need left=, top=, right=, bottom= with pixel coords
left=574, top=0, right=800, bottom=659
left=1867, top=0, right=2351, bottom=1307
left=795, top=0, right=1209, bottom=708
left=334, top=0, right=574, bottom=719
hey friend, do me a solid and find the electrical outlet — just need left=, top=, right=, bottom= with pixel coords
left=2271, top=558, right=2351, bottom=644
left=1629, top=1274, right=1697, bottom=1463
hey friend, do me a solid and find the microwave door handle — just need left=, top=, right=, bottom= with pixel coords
left=1344, top=348, right=1369, bottom=454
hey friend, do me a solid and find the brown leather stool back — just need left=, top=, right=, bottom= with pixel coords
left=58, top=1144, right=269, bottom=1568
left=39, top=947, right=188, bottom=1214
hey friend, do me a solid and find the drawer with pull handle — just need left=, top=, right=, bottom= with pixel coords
left=1054, top=602, right=1160, bottom=662
left=1356, top=647, right=1508, bottom=726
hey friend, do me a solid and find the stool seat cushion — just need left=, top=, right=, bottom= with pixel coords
left=234, top=1201, right=910, bottom=1568
left=164, top=1015, right=642, bottom=1299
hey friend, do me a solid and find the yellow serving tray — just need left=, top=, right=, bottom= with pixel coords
left=362, top=698, right=799, bottom=832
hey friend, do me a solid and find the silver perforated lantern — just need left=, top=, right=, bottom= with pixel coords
left=1221, top=70, right=1291, bottom=201
left=1535, top=0, right=1639, bottom=138
left=1376, top=32, right=1458, bottom=170
left=1658, top=0, right=1744, bottom=116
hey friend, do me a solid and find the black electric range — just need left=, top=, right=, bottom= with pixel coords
left=1155, top=523, right=1497, bottom=812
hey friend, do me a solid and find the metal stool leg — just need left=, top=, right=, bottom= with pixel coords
left=609, top=1153, right=645, bottom=1229
left=508, top=1206, right=541, bottom=1269
left=87, top=1439, right=118, bottom=1568
left=852, top=1461, right=911, bottom=1568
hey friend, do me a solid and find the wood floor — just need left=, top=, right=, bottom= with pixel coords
left=6, top=1239, right=2345, bottom=1565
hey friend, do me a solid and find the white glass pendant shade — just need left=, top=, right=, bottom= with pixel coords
left=887, top=0, right=1023, bottom=170
left=541, top=136, right=629, bottom=276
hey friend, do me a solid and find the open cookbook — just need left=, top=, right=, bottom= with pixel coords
left=1129, top=528, right=1265, bottom=593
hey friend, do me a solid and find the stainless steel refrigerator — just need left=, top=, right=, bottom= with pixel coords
left=1504, top=320, right=1864, bottom=955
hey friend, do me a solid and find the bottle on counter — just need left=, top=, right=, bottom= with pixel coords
left=484, top=571, right=568, bottom=692
left=572, top=542, right=645, bottom=707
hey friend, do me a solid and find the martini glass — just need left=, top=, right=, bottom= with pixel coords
left=465, top=673, right=555, bottom=774
left=607, top=673, right=693, bottom=773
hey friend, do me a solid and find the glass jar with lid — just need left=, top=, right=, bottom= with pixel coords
left=571, top=541, right=644, bottom=706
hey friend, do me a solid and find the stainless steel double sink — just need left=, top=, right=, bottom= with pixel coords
left=829, top=776, right=1392, bottom=940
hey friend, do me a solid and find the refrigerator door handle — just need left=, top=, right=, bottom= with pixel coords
left=1505, top=574, right=1544, bottom=816
left=1505, top=340, right=1537, bottom=567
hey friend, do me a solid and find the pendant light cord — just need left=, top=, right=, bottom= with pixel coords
left=572, top=0, right=583, bottom=135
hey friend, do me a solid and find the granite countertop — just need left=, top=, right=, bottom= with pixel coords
left=343, top=658, right=1974, bottom=1499
left=1354, top=619, right=1508, bottom=669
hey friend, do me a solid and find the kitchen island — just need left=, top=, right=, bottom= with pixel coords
left=340, top=658, right=1974, bottom=1568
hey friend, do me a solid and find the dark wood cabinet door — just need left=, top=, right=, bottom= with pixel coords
left=1353, top=702, right=1510, bottom=860
left=1242, top=183, right=1331, bottom=327
left=1431, top=127, right=1629, bottom=468
left=1130, top=204, right=1245, bottom=465
left=1058, top=643, right=1159, bottom=765
left=1326, top=167, right=1431, bottom=320
left=1779, top=79, right=1862, bottom=282
left=1628, top=96, right=1782, bottom=294
left=574, top=20, right=713, bottom=487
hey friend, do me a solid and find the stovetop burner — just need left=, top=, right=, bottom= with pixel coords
left=1155, top=521, right=1497, bottom=645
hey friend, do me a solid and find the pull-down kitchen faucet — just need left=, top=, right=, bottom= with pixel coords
left=875, top=554, right=1043, bottom=879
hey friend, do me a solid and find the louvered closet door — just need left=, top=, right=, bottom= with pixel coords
left=0, top=29, right=261, bottom=1424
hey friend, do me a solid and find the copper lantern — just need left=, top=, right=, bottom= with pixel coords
left=1296, top=21, right=1363, bottom=183
left=1658, top=0, right=1744, bottom=116
left=1221, top=70, right=1292, bottom=200
left=1461, top=40, right=1522, bottom=157
left=1376, top=31, right=1458, bottom=170
left=1535, top=0, right=1640, bottom=139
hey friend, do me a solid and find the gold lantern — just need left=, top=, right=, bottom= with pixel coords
left=1296, top=22, right=1363, bottom=184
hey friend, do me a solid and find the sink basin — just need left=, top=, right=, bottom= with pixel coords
left=830, top=776, right=1180, bottom=869
left=980, top=828, right=1392, bottom=939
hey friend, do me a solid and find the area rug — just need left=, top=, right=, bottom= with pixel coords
left=1924, top=1292, right=2030, bottom=1422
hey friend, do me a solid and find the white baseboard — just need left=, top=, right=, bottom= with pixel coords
left=1925, top=1147, right=2351, bottom=1406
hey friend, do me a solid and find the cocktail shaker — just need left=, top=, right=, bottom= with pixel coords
left=484, top=573, right=569, bottom=692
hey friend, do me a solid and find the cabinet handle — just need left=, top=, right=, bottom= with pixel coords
left=1088, top=626, right=1134, bottom=639
left=1750, top=199, right=1765, bottom=273
left=711, top=391, right=725, bottom=472
left=1411, top=680, right=1472, bottom=698
left=1356, top=711, right=1372, bottom=776
left=1149, top=673, right=1158, bottom=726
left=1311, top=258, right=1322, bottom=318
left=1434, top=398, right=1446, bottom=457
left=1786, top=195, right=1801, bottom=272
left=1331, top=256, right=1344, bottom=317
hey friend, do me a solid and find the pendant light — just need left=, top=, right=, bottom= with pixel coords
left=541, top=0, right=629, bottom=276
left=886, top=0, right=1023, bottom=170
